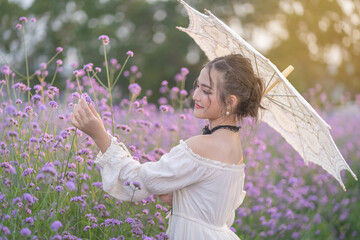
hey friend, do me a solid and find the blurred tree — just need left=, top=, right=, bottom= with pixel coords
left=1, top=0, right=359, bottom=102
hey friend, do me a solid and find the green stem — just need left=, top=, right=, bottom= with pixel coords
left=75, top=77, right=83, bottom=95
left=21, top=24, right=30, bottom=103
left=50, top=65, right=59, bottom=86
left=0, top=52, right=26, bottom=79
left=5, top=75, right=11, bottom=101
left=53, top=109, right=56, bottom=136
left=103, top=44, right=115, bottom=135
left=179, top=80, right=186, bottom=111
left=35, top=110, right=52, bottom=168
left=92, top=73, right=108, bottom=89
left=87, top=72, right=100, bottom=113
left=63, top=129, right=77, bottom=181
left=35, top=178, right=53, bottom=212
left=11, top=77, right=18, bottom=101
left=46, top=52, right=60, bottom=67
left=111, top=55, right=131, bottom=89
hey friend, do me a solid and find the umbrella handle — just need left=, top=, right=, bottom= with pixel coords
left=263, top=65, right=294, bottom=96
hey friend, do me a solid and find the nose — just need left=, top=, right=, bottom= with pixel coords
left=192, top=87, right=200, bottom=101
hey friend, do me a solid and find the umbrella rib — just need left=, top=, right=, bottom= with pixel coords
left=265, top=97, right=312, bottom=121
left=254, top=53, right=260, bottom=77
left=264, top=71, right=277, bottom=92
left=283, top=85, right=307, bottom=161
left=289, top=92, right=337, bottom=170
left=266, top=94, right=297, bottom=97
left=283, top=86, right=337, bottom=172
left=239, top=45, right=246, bottom=57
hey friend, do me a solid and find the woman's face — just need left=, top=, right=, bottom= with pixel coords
left=192, top=67, right=224, bottom=121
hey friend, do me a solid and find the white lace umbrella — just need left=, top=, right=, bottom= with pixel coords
left=177, top=0, right=357, bottom=191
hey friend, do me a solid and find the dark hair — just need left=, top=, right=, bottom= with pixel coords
left=205, top=54, right=265, bottom=122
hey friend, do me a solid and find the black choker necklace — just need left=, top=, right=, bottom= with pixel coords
left=202, top=125, right=241, bottom=135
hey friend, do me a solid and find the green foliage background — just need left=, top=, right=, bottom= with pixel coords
left=1, top=0, right=359, bottom=102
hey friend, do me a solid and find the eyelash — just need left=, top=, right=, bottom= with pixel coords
left=195, top=84, right=210, bottom=95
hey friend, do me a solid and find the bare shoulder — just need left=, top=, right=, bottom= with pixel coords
left=185, top=135, right=244, bottom=165
left=184, top=135, right=214, bottom=159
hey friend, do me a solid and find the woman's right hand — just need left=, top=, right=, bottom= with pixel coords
left=157, top=192, right=173, bottom=206
left=71, top=97, right=111, bottom=153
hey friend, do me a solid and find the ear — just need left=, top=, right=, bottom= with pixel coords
left=226, top=95, right=238, bottom=108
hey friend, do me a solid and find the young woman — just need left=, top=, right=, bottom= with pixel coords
left=71, top=54, right=264, bottom=239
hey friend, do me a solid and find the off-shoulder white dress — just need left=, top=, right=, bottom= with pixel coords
left=95, top=135, right=247, bottom=240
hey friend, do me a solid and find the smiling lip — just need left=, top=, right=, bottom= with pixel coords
left=195, top=103, right=204, bottom=109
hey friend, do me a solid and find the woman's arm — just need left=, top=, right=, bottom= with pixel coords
left=70, top=97, right=111, bottom=153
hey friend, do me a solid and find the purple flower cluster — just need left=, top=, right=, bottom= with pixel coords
left=98, top=35, right=110, bottom=45
left=129, top=83, right=142, bottom=96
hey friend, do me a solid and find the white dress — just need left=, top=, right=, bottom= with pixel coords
left=95, top=134, right=247, bottom=240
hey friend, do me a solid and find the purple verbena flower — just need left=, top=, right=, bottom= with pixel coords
left=23, top=193, right=37, bottom=205
left=51, top=235, right=62, bottom=240
left=1, top=162, right=12, bottom=169
left=73, top=69, right=85, bottom=78
left=19, top=17, right=28, bottom=23
left=39, top=62, right=47, bottom=70
left=25, top=217, right=34, bottom=225
left=66, top=181, right=76, bottom=191
left=181, top=67, right=189, bottom=75
left=31, top=17, right=36, bottom=22
left=56, top=59, right=63, bottom=65
left=126, top=50, right=134, bottom=57
left=123, top=70, right=130, bottom=77
left=7, top=131, right=18, bottom=138
left=49, top=101, right=58, bottom=109
left=81, top=94, right=94, bottom=105
left=180, top=89, right=188, bottom=96
left=20, top=228, right=31, bottom=236
left=24, top=106, right=32, bottom=113
left=175, top=73, right=185, bottom=82
left=159, top=105, right=169, bottom=112
left=171, top=87, right=179, bottom=93
left=23, top=168, right=35, bottom=177
left=41, top=165, right=57, bottom=176
left=98, top=35, right=110, bottom=45
left=130, top=65, right=138, bottom=73
left=31, top=94, right=42, bottom=103
left=128, top=83, right=141, bottom=96
left=1, top=65, right=12, bottom=75
left=51, top=220, right=63, bottom=231
left=83, top=63, right=93, bottom=71
left=72, top=92, right=81, bottom=99
left=133, top=181, right=141, bottom=190
left=92, top=182, right=103, bottom=189
left=56, top=47, right=63, bottom=53
left=2, top=226, right=10, bottom=235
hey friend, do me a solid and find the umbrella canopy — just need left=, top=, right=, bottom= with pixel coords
left=177, top=0, right=357, bottom=191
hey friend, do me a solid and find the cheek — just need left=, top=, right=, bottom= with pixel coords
left=202, top=95, right=211, bottom=108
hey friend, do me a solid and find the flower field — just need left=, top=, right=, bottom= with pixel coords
left=0, top=17, right=359, bottom=240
